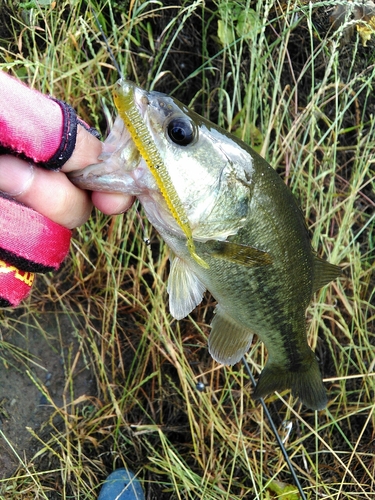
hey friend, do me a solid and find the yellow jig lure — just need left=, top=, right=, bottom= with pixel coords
left=113, top=81, right=209, bottom=269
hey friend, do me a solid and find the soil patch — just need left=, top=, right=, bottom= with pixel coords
left=0, top=309, right=95, bottom=478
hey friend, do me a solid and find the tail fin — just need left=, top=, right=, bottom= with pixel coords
left=252, top=349, right=327, bottom=410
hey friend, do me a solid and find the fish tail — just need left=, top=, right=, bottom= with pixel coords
left=252, top=349, right=327, bottom=410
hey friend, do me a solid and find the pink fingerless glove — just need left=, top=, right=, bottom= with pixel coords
left=0, top=71, right=99, bottom=169
left=0, top=195, right=72, bottom=307
left=0, top=71, right=99, bottom=306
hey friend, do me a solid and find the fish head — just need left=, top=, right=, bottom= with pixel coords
left=70, top=80, right=254, bottom=241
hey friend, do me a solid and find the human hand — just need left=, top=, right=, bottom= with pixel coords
left=0, top=71, right=134, bottom=306
left=0, top=70, right=134, bottom=228
left=0, top=126, right=134, bottom=229
left=62, top=125, right=135, bottom=223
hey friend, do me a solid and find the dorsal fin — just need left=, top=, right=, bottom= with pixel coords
left=312, top=255, right=342, bottom=293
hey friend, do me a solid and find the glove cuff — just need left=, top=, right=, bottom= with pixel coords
left=0, top=260, right=34, bottom=307
left=0, top=195, right=71, bottom=307
left=42, top=99, right=78, bottom=170
left=44, top=99, right=101, bottom=170
left=0, top=195, right=72, bottom=273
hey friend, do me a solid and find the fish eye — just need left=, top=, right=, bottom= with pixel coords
left=167, top=118, right=195, bottom=146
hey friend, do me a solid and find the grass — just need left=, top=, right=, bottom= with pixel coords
left=0, top=0, right=374, bottom=498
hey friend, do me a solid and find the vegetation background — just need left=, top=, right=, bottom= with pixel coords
left=0, top=0, right=374, bottom=498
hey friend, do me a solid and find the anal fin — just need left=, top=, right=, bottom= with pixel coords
left=208, top=306, right=254, bottom=365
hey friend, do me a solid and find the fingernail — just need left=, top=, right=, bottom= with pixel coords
left=0, top=156, right=35, bottom=196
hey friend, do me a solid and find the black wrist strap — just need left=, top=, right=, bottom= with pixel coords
left=42, top=99, right=101, bottom=170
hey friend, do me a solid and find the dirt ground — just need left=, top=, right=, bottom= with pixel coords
left=0, top=308, right=95, bottom=478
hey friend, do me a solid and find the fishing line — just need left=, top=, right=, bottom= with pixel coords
left=113, top=83, right=209, bottom=269
left=91, top=8, right=306, bottom=497
left=92, top=7, right=208, bottom=269
left=90, top=7, right=123, bottom=78
left=92, top=6, right=153, bottom=248
left=241, top=356, right=307, bottom=500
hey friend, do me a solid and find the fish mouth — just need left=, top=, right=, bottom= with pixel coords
left=67, top=161, right=134, bottom=194
left=68, top=80, right=152, bottom=194
left=68, top=112, right=142, bottom=194
left=119, top=79, right=150, bottom=108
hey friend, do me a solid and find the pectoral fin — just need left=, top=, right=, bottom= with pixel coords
left=167, top=256, right=206, bottom=320
left=208, top=306, right=254, bottom=365
left=312, top=256, right=342, bottom=293
left=205, top=240, right=272, bottom=267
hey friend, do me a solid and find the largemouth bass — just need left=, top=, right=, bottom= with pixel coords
left=70, top=80, right=341, bottom=410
